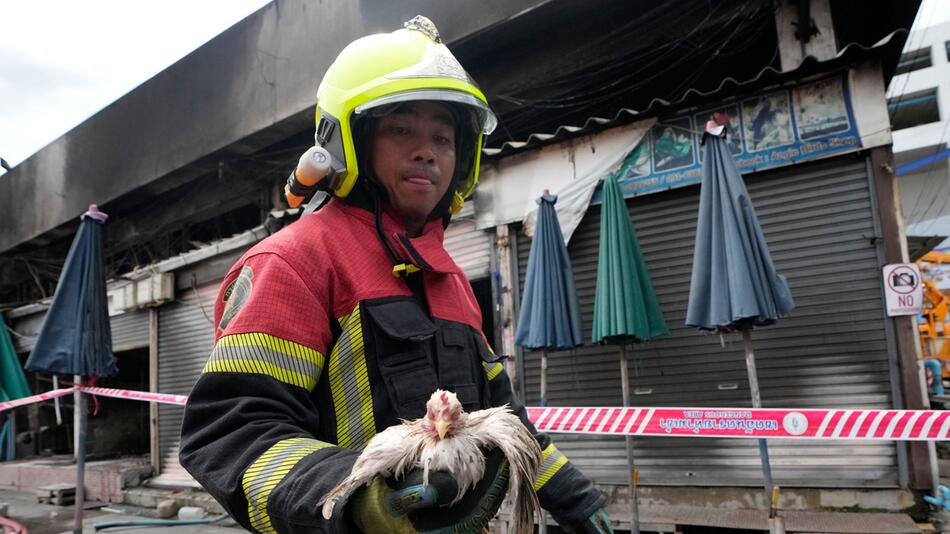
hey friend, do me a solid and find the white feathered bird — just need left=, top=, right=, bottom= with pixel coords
left=319, top=389, right=543, bottom=533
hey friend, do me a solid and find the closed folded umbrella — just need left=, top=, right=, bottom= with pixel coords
left=686, top=126, right=794, bottom=518
left=515, top=191, right=583, bottom=534
left=25, top=204, right=116, bottom=534
left=516, top=191, right=583, bottom=406
left=26, top=207, right=116, bottom=378
left=0, top=316, right=31, bottom=403
left=0, top=315, right=31, bottom=461
left=592, top=171, right=668, bottom=534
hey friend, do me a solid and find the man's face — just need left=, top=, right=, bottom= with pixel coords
left=371, top=101, right=456, bottom=233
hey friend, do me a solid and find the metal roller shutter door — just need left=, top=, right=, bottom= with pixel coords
left=8, top=312, right=44, bottom=354
left=9, top=309, right=148, bottom=354
left=444, top=207, right=492, bottom=280
left=154, top=282, right=218, bottom=486
left=111, top=310, right=149, bottom=352
left=516, top=155, right=899, bottom=488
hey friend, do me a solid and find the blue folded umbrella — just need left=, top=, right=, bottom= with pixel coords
left=516, top=193, right=584, bottom=351
left=26, top=207, right=117, bottom=378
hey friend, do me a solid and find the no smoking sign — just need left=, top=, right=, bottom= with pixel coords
left=883, top=263, right=922, bottom=317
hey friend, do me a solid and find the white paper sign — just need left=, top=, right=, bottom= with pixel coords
left=882, top=263, right=923, bottom=317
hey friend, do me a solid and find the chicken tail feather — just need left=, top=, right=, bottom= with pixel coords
left=318, top=479, right=353, bottom=520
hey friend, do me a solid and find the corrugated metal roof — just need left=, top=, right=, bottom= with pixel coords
left=483, top=29, right=907, bottom=157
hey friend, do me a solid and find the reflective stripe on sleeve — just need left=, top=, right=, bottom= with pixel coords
left=533, top=443, right=568, bottom=491
left=203, top=333, right=324, bottom=391
left=242, top=437, right=332, bottom=533
left=329, top=305, right=376, bottom=450
left=482, top=361, right=504, bottom=381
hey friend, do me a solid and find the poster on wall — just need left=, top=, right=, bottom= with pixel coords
left=595, top=75, right=862, bottom=201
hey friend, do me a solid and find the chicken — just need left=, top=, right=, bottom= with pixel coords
left=319, top=389, right=543, bottom=533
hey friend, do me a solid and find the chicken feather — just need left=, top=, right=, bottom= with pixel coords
left=318, top=390, right=543, bottom=533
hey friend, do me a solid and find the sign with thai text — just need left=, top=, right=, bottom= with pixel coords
left=592, top=75, right=862, bottom=201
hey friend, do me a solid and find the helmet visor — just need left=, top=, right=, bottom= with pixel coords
left=354, top=89, right=497, bottom=135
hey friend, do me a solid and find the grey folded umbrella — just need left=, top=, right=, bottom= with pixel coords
left=686, top=132, right=794, bottom=331
left=686, top=129, right=794, bottom=522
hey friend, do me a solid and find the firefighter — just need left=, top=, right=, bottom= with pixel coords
left=180, top=16, right=613, bottom=534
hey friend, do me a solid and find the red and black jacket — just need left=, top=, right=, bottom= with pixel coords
left=179, top=198, right=604, bottom=533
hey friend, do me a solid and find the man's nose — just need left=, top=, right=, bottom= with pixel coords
left=410, top=136, right=437, bottom=163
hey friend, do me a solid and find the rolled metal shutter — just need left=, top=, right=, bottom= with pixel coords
left=111, top=310, right=149, bottom=351
left=444, top=203, right=492, bottom=280
left=9, top=309, right=148, bottom=354
left=516, top=155, right=899, bottom=487
left=7, top=312, right=44, bottom=354
left=444, top=219, right=492, bottom=280
left=154, top=282, right=218, bottom=486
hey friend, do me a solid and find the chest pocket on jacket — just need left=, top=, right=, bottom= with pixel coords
left=435, top=321, right=486, bottom=412
left=363, top=298, right=438, bottom=420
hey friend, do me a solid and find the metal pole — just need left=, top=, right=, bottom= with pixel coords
left=540, top=348, right=548, bottom=407
left=620, top=343, right=640, bottom=534
left=741, top=329, right=774, bottom=508
left=53, top=375, right=63, bottom=425
left=149, top=308, right=161, bottom=474
left=538, top=348, right=549, bottom=534
left=73, top=375, right=85, bottom=534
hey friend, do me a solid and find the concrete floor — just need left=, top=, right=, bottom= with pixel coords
left=0, top=488, right=242, bottom=534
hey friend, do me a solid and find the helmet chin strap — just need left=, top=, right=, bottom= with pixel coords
left=357, top=177, right=422, bottom=278
left=348, top=113, right=462, bottom=273
left=433, top=181, right=458, bottom=229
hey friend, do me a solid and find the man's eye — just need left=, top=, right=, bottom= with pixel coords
left=389, top=125, right=409, bottom=135
left=434, top=135, right=453, bottom=146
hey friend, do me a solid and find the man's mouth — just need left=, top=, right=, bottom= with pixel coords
left=405, top=176, right=434, bottom=186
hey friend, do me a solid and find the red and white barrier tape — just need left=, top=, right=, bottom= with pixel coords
left=0, top=387, right=187, bottom=414
left=526, top=406, right=950, bottom=441
left=79, top=386, right=188, bottom=406
left=0, top=388, right=74, bottom=413
left=6, top=388, right=950, bottom=442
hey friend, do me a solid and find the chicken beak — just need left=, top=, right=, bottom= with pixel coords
left=435, top=419, right=450, bottom=440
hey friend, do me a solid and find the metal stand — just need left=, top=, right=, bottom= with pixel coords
left=741, top=330, right=774, bottom=508
left=620, top=343, right=640, bottom=534
left=539, top=348, right=549, bottom=534
left=540, top=348, right=548, bottom=407
left=73, top=375, right=86, bottom=534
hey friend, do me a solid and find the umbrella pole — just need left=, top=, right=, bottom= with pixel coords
left=620, top=343, right=640, bottom=534
left=538, top=349, right=549, bottom=534
left=741, top=329, right=774, bottom=508
left=540, top=348, right=548, bottom=407
left=73, top=375, right=86, bottom=534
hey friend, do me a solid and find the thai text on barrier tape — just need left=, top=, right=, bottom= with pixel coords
left=6, top=388, right=950, bottom=442
left=526, top=406, right=950, bottom=441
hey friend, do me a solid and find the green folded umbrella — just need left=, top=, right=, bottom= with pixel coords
left=592, top=170, right=667, bottom=534
left=0, top=315, right=30, bottom=403
left=592, top=172, right=667, bottom=344
left=1, top=314, right=31, bottom=462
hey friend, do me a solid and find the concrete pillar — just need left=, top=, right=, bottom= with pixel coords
left=775, top=0, right=838, bottom=71
left=870, top=145, right=933, bottom=489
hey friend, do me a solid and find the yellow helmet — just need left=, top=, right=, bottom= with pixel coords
left=315, top=16, right=496, bottom=213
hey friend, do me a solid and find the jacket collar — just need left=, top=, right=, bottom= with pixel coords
left=327, top=198, right=460, bottom=275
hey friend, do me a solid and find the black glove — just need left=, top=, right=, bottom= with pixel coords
left=351, top=448, right=509, bottom=534
left=569, top=508, right=614, bottom=534
left=350, top=469, right=458, bottom=533
left=410, top=447, right=510, bottom=533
